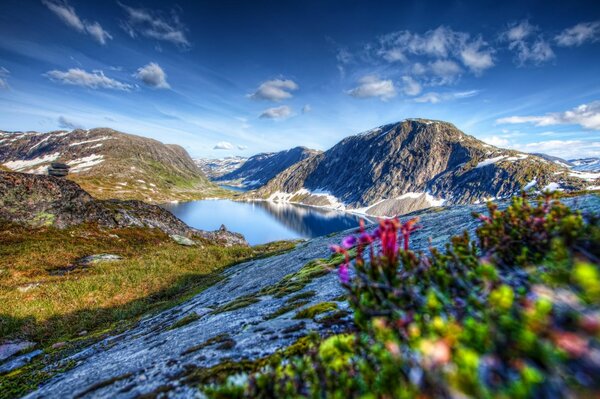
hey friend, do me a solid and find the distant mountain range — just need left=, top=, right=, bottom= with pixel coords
left=244, top=119, right=598, bottom=216
left=570, top=158, right=600, bottom=172
left=195, top=156, right=248, bottom=179
left=0, top=128, right=220, bottom=203
left=204, top=146, right=321, bottom=189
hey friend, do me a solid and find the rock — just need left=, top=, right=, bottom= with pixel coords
left=18, top=195, right=600, bottom=399
left=17, top=283, right=40, bottom=293
left=0, top=340, right=36, bottom=362
left=48, top=162, right=70, bottom=178
left=0, top=349, right=43, bottom=374
left=78, top=330, right=88, bottom=337
left=50, top=162, right=69, bottom=170
left=51, top=342, right=67, bottom=350
left=77, top=254, right=123, bottom=266
left=170, top=234, right=197, bottom=246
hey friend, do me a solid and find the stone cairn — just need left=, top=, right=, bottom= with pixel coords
left=48, top=162, right=70, bottom=178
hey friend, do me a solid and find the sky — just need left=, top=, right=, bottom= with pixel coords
left=0, top=0, right=599, bottom=159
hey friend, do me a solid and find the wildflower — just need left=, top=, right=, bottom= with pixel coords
left=338, top=263, right=350, bottom=284
left=400, top=217, right=421, bottom=251
left=342, top=235, right=357, bottom=249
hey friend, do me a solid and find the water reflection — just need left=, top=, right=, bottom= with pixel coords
left=161, top=199, right=374, bottom=245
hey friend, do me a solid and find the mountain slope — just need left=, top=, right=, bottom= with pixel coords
left=215, top=146, right=321, bottom=188
left=254, top=119, right=599, bottom=216
left=0, top=128, right=220, bottom=203
left=195, top=156, right=248, bottom=179
left=571, top=157, right=600, bottom=172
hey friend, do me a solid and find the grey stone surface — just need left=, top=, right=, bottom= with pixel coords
left=22, top=195, right=600, bottom=399
left=170, top=235, right=197, bottom=246
left=0, top=350, right=43, bottom=374
left=0, top=340, right=35, bottom=362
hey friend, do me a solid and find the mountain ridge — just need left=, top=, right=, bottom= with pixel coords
left=250, top=119, right=599, bottom=216
left=0, top=128, right=221, bottom=203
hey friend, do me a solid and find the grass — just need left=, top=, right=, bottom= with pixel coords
left=0, top=222, right=296, bottom=345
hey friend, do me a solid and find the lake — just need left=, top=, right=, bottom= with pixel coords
left=161, top=199, right=373, bottom=245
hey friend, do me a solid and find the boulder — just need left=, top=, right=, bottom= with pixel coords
left=170, top=234, right=197, bottom=246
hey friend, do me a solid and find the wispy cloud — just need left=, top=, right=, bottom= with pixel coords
left=0, top=67, right=9, bottom=89
left=42, top=0, right=112, bottom=45
left=414, top=90, right=479, bottom=104
left=513, top=140, right=600, bottom=159
left=58, top=115, right=83, bottom=129
left=555, top=21, right=600, bottom=47
left=301, top=104, right=312, bottom=114
left=213, top=141, right=234, bottom=150
left=45, top=68, right=133, bottom=91
left=496, top=101, right=600, bottom=130
left=259, top=105, right=293, bottom=119
left=118, top=2, right=189, bottom=47
left=400, top=76, right=421, bottom=96
left=134, top=62, right=170, bottom=89
left=501, top=20, right=554, bottom=66
left=249, top=79, right=299, bottom=101
left=347, top=75, right=396, bottom=101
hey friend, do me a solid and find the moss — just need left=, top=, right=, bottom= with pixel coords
left=31, top=211, right=56, bottom=227
left=168, top=313, right=200, bottom=330
left=181, top=333, right=232, bottom=356
left=211, top=296, right=261, bottom=314
left=294, top=302, right=338, bottom=320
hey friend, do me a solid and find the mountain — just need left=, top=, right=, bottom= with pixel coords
left=253, top=119, right=599, bottom=216
left=570, top=157, right=600, bottom=172
left=531, top=153, right=574, bottom=168
left=0, top=170, right=246, bottom=245
left=214, top=146, right=321, bottom=189
left=0, top=128, right=220, bottom=203
left=195, top=156, right=248, bottom=179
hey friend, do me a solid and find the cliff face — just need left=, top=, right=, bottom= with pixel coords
left=254, top=119, right=598, bottom=216
left=215, top=146, right=321, bottom=188
left=0, top=128, right=219, bottom=203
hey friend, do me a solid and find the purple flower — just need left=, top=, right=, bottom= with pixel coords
left=342, top=235, right=357, bottom=249
left=338, top=263, right=350, bottom=284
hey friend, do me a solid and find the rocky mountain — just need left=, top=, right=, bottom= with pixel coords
left=531, top=153, right=574, bottom=168
left=214, top=146, right=321, bottom=189
left=194, top=156, right=247, bottom=179
left=0, top=171, right=246, bottom=246
left=253, top=119, right=599, bottom=216
left=571, top=157, right=600, bottom=172
left=0, top=128, right=220, bottom=203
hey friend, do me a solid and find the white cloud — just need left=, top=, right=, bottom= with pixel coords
left=482, top=135, right=510, bottom=147
left=213, top=141, right=234, bottom=150
left=45, top=68, right=133, bottom=91
left=237, top=145, right=248, bottom=150
left=42, top=0, right=112, bottom=45
left=118, top=2, right=189, bottom=47
left=502, top=21, right=554, bottom=66
left=259, top=105, right=293, bottom=120
left=496, top=101, right=600, bottom=130
left=347, top=75, right=396, bottom=101
left=0, top=67, right=9, bottom=89
left=555, top=21, right=600, bottom=47
left=249, top=79, right=299, bottom=101
left=429, top=59, right=462, bottom=85
left=414, top=90, right=479, bottom=104
left=134, top=62, right=170, bottom=89
left=401, top=76, right=421, bottom=96
left=58, top=116, right=83, bottom=129
left=513, top=140, right=600, bottom=159
left=302, top=104, right=312, bottom=113
left=377, top=26, right=495, bottom=74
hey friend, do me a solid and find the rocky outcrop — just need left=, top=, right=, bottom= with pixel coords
left=0, top=128, right=218, bottom=203
left=215, top=146, right=321, bottom=188
left=19, top=195, right=600, bottom=398
left=253, top=119, right=598, bottom=216
left=0, top=171, right=248, bottom=246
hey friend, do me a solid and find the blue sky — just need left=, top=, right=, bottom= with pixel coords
left=0, top=0, right=599, bottom=159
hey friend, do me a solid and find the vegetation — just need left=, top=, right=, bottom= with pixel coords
left=202, top=193, right=600, bottom=398
left=0, top=223, right=295, bottom=345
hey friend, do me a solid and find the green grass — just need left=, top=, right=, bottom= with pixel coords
left=0, top=222, right=295, bottom=345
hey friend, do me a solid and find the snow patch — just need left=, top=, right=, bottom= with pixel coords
left=68, top=137, right=111, bottom=147
left=475, top=155, right=506, bottom=168
left=569, top=171, right=600, bottom=181
left=3, top=152, right=61, bottom=171
left=543, top=182, right=563, bottom=192
left=523, top=179, right=537, bottom=190
left=67, top=154, right=104, bottom=173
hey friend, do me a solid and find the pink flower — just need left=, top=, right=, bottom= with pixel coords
left=338, top=263, right=350, bottom=284
left=342, top=235, right=357, bottom=249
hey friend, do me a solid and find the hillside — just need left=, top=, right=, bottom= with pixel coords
left=0, top=128, right=221, bottom=203
left=571, top=157, right=600, bottom=172
left=214, top=146, right=321, bottom=189
left=253, top=119, right=599, bottom=216
left=195, top=156, right=247, bottom=179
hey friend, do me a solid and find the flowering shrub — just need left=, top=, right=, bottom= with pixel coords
left=204, top=194, right=600, bottom=398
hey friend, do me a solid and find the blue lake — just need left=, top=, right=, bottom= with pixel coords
left=161, top=199, right=373, bottom=245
